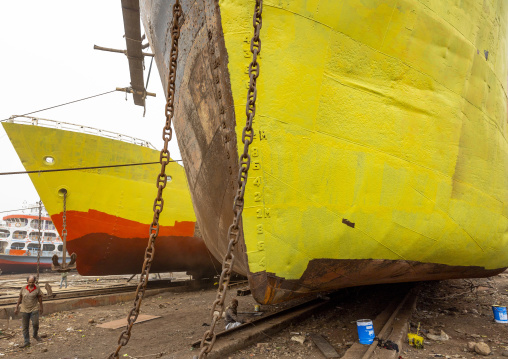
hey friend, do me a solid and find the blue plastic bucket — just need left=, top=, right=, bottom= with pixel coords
left=492, top=306, right=507, bottom=324
left=356, top=319, right=375, bottom=344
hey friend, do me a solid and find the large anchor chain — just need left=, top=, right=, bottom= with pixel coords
left=195, top=0, right=263, bottom=357
left=52, top=189, right=77, bottom=272
left=108, top=1, right=182, bottom=357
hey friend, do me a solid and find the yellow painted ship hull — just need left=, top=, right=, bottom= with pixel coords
left=142, top=0, right=508, bottom=304
left=2, top=120, right=219, bottom=276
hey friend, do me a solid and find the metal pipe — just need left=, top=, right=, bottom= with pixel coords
left=116, top=87, right=156, bottom=97
left=93, top=44, right=154, bottom=57
left=93, top=45, right=126, bottom=55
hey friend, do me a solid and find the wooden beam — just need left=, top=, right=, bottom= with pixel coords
left=310, top=333, right=340, bottom=358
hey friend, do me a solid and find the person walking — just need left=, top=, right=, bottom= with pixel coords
left=60, top=271, right=68, bottom=289
left=14, top=275, right=43, bottom=348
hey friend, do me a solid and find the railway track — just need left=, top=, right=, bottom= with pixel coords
left=0, top=277, right=222, bottom=320
left=0, top=278, right=200, bottom=306
left=182, top=282, right=420, bottom=359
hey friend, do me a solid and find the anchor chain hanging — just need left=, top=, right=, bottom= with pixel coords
left=62, top=193, right=68, bottom=252
left=196, top=0, right=263, bottom=357
left=36, top=200, right=42, bottom=283
left=51, top=190, right=76, bottom=273
left=108, top=1, right=182, bottom=358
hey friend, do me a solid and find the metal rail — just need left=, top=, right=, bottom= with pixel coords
left=0, top=278, right=214, bottom=306
left=4, top=116, right=156, bottom=149
left=190, top=295, right=331, bottom=349
left=361, top=289, right=413, bottom=359
left=188, top=283, right=418, bottom=359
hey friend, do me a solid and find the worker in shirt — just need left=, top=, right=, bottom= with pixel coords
left=224, top=298, right=249, bottom=330
left=60, top=271, right=68, bottom=289
left=14, top=275, right=43, bottom=348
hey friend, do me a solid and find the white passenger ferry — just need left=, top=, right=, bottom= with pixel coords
left=0, top=204, right=68, bottom=273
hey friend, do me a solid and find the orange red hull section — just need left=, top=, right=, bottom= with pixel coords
left=50, top=210, right=219, bottom=276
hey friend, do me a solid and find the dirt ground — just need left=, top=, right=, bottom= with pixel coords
left=0, top=271, right=506, bottom=358
left=229, top=273, right=508, bottom=359
left=0, top=272, right=260, bottom=359
left=227, top=271, right=508, bottom=359
left=401, top=271, right=508, bottom=358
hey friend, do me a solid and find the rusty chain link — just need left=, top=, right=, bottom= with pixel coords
left=62, top=193, right=68, bottom=247
left=36, top=200, right=42, bottom=283
left=108, top=1, right=182, bottom=358
left=195, top=1, right=263, bottom=357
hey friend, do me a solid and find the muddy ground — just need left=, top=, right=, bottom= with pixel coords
left=0, top=270, right=506, bottom=358
left=401, top=271, right=508, bottom=359
left=228, top=271, right=508, bottom=359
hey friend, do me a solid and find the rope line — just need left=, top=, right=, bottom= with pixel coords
left=0, top=160, right=183, bottom=176
left=0, top=206, right=40, bottom=214
left=145, top=57, right=154, bottom=89
left=0, top=90, right=117, bottom=122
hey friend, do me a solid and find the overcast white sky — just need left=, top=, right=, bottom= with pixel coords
left=0, top=1, right=181, bottom=214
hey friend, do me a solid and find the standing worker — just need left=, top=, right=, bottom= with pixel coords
left=60, top=271, right=68, bottom=289
left=14, top=275, right=43, bottom=348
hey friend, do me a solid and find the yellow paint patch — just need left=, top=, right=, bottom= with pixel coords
left=2, top=123, right=196, bottom=227
left=221, top=0, right=508, bottom=279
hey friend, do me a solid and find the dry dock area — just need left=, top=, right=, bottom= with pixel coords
left=0, top=271, right=506, bottom=358
left=2, top=1, right=508, bottom=358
